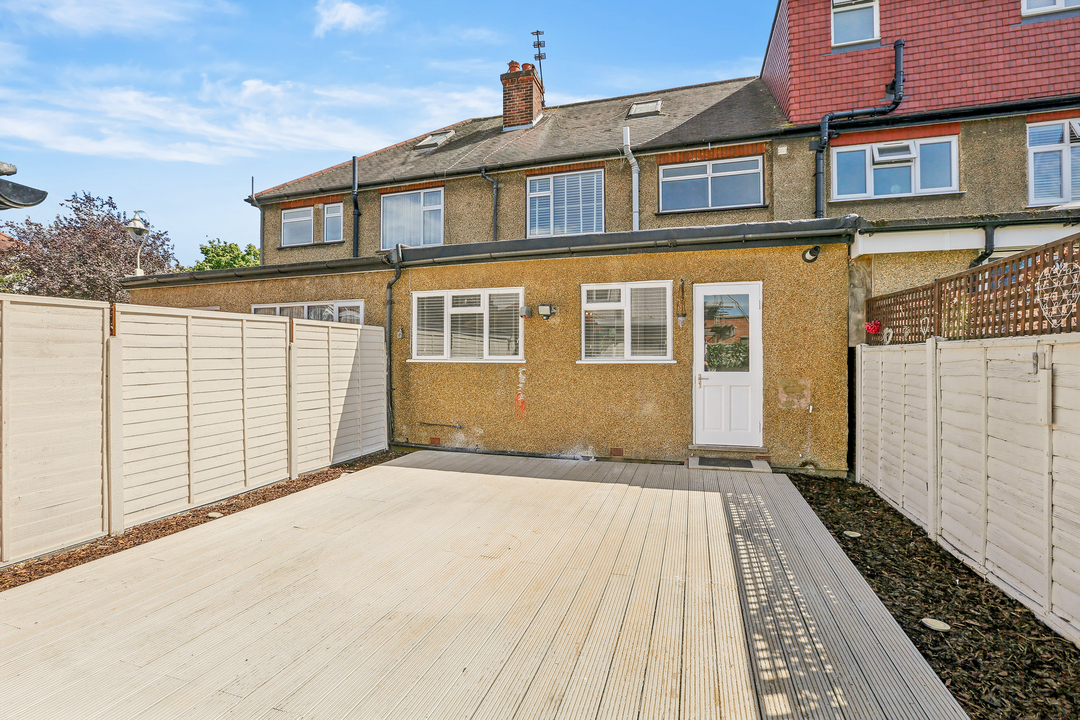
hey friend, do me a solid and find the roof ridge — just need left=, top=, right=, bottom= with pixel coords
left=254, top=117, right=477, bottom=198
left=543, top=76, right=758, bottom=112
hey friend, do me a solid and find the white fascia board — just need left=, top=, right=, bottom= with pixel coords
left=994, top=224, right=1074, bottom=251
left=851, top=228, right=983, bottom=258
left=851, top=223, right=1076, bottom=259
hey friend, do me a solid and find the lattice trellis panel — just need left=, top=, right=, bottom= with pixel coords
left=866, top=232, right=1080, bottom=344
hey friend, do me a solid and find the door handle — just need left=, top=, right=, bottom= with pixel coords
left=697, top=374, right=702, bottom=389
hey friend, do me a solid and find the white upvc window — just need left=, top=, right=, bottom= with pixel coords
left=281, top=208, right=314, bottom=246
left=381, top=188, right=443, bottom=250
left=659, top=157, right=764, bottom=212
left=832, top=0, right=879, bottom=47
left=324, top=203, right=343, bottom=243
left=252, top=300, right=364, bottom=324
left=831, top=136, right=959, bottom=201
left=1027, top=119, right=1080, bottom=206
left=528, top=169, right=604, bottom=238
left=1022, top=0, right=1080, bottom=16
left=580, top=281, right=672, bottom=363
left=411, top=288, right=524, bottom=362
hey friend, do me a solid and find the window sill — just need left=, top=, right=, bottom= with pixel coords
left=1026, top=202, right=1071, bottom=209
left=526, top=230, right=605, bottom=240
left=830, top=190, right=965, bottom=203
left=576, top=359, right=676, bottom=365
left=827, top=39, right=883, bottom=55
left=1021, top=7, right=1080, bottom=23
left=654, top=203, right=768, bottom=216
left=277, top=240, right=345, bottom=250
left=407, top=358, right=525, bottom=364
left=380, top=244, right=444, bottom=252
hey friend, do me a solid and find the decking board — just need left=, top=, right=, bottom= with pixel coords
left=0, top=452, right=968, bottom=720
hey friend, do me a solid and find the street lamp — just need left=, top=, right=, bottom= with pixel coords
left=123, top=210, right=150, bottom=276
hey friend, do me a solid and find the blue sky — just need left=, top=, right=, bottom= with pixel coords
left=0, top=1, right=774, bottom=266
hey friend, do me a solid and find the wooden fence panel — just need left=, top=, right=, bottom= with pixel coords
left=858, top=335, right=1080, bottom=648
left=0, top=296, right=110, bottom=564
left=0, top=297, right=387, bottom=567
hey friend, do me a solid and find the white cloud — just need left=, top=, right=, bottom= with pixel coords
left=0, top=0, right=229, bottom=35
left=314, top=0, right=386, bottom=37
left=0, top=42, right=28, bottom=72
left=0, top=73, right=505, bottom=165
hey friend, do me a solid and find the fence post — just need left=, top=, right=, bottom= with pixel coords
left=855, top=343, right=865, bottom=485
left=105, top=335, right=125, bottom=536
left=287, top=325, right=298, bottom=480
left=926, top=336, right=940, bottom=540
left=1041, top=343, right=1055, bottom=613
left=186, top=314, right=195, bottom=504
left=0, top=299, right=8, bottom=562
left=241, top=318, right=250, bottom=487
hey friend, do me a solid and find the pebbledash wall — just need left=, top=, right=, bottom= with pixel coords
left=130, top=243, right=850, bottom=472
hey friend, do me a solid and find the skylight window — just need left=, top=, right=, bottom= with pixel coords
left=415, top=130, right=454, bottom=149
left=627, top=99, right=662, bottom=118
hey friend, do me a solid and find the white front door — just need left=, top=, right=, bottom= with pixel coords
left=693, top=282, right=763, bottom=448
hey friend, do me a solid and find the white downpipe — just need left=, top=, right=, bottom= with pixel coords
left=622, top=126, right=640, bottom=231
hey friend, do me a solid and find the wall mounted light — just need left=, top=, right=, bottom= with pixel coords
left=537, top=304, right=554, bottom=320
left=676, top=279, right=687, bottom=327
left=802, top=246, right=821, bottom=263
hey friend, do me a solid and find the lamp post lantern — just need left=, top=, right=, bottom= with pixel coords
left=123, top=210, right=150, bottom=276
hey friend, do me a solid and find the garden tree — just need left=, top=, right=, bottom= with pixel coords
left=0, top=193, right=176, bottom=303
left=187, top=237, right=260, bottom=271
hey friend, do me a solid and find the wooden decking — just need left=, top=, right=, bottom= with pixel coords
left=0, top=451, right=969, bottom=720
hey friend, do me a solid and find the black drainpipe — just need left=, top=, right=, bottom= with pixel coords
left=815, top=39, right=906, bottom=219
left=480, top=168, right=498, bottom=242
left=385, top=244, right=405, bottom=443
left=969, top=224, right=997, bottom=267
left=351, top=156, right=361, bottom=257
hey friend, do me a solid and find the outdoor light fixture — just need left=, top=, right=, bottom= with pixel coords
left=802, top=246, right=821, bottom=263
left=676, top=279, right=687, bottom=327
left=537, top=304, right=554, bottom=320
left=123, top=210, right=151, bottom=276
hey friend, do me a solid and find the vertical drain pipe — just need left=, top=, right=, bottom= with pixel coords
left=351, top=156, right=361, bottom=257
left=815, top=39, right=905, bottom=218
left=385, top=244, right=405, bottom=444
left=480, top=168, right=498, bottom=242
left=622, top=127, right=640, bottom=231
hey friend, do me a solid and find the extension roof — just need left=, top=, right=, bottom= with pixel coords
left=254, top=77, right=788, bottom=203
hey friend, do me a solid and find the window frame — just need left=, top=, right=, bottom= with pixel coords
left=1021, top=0, right=1080, bottom=17
left=579, top=281, right=674, bottom=364
left=409, top=287, right=525, bottom=363
left=251, top=299, right=365, bottom=324
left=830, top=135, right=960, bottom=201
left=380, top=187, right=444, bottom=251
left=1027, top=118, right=1080, bottom=206
left=280, top=207, right=314, bottom=247
left=658, top=156, right=765, bottom=213
left=323, top=203, right=343, bottom=243
left=526, top=168, right=606, bottom=239
left=831, top=0, right=880, bottom=47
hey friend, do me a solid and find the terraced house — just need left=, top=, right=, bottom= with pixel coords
left=125, top=0, right=1080, bottom=474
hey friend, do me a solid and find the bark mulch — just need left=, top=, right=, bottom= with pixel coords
left=0, top=449, right=405, bottom=593
left=789, top=473, right=1080, bottom=720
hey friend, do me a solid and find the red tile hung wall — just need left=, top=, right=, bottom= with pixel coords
left=775, top=0, right=1080, bottom=126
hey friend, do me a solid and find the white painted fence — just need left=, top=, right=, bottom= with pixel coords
left=0, top=294, right=387, bottom=566
left=857, top=335, right=1080, bottom=647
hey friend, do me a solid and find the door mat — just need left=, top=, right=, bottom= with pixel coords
left=696, top=457, right=754, bottom=469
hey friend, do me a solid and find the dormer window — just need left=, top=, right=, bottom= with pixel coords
left=415, top=130, right=454, bottom=149
left=627, top=99, right=662, bottom=118
left=832, top=0, right=878, bottom=47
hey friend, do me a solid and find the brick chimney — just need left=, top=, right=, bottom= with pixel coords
left=501, top=60, right=544, bottom=131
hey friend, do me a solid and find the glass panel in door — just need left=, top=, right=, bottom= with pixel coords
left=702, top=294, right=750, bottom=373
